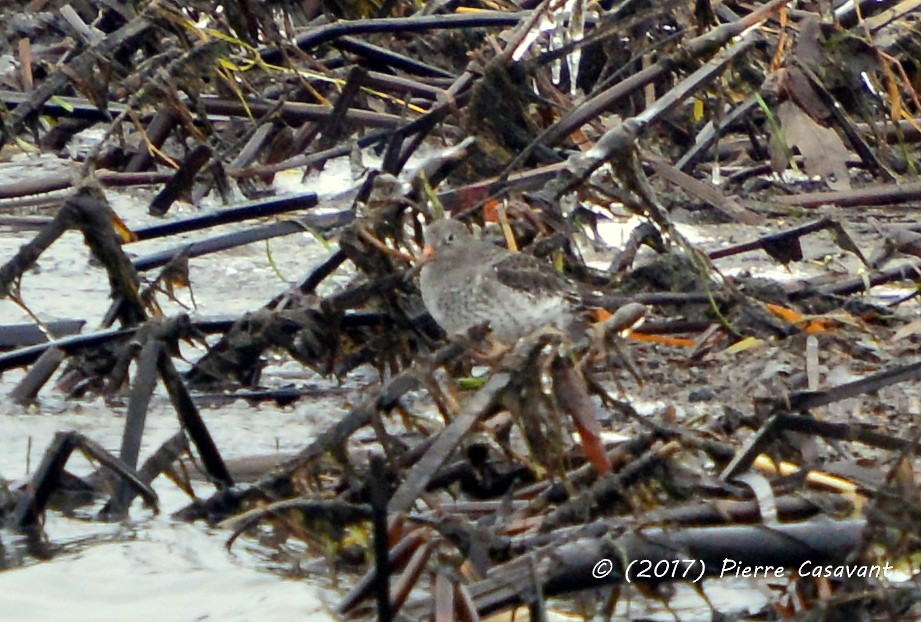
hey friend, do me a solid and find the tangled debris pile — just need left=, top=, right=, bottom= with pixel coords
left=2, top=0, right=921, bottom=619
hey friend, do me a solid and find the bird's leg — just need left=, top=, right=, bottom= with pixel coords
left=472, top=336, right=512, bottom=366
left=447, top=322, right=511, bottom=365
left=463, top=334, right=511, bottom=366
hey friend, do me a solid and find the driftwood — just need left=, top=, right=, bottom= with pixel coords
left=2, top=0, right=921, bottom=619
left=419, top=519, right=873, bottom=618
left=10, top=431, right=157, bottom=529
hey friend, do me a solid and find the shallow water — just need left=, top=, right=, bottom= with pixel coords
left=0, top=154, right=356, bottom=620
left=1, top=504, right=336, bottom=622
left=0, top=151, right=896, bottom=620
left=0, top=384, right=347, bottom=621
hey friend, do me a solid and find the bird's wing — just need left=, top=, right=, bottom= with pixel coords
left=491, top=252, right=582, bottom=304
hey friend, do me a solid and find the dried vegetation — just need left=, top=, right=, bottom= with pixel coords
left=2, top=0, right=921, bottom=619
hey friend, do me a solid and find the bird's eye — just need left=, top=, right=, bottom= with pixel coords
left=445, top=233, right=455, bottom=244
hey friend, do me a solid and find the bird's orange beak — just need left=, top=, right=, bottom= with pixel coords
left=417, top=245, right=437, bottom=265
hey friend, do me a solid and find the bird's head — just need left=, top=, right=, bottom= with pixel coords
left=418, top=219, right=471, bottom=265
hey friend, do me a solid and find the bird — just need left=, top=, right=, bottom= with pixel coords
left=417, top=219, right=588, bottom=343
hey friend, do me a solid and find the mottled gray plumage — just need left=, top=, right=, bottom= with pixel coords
left=419, top=219, right=585, bottom=342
